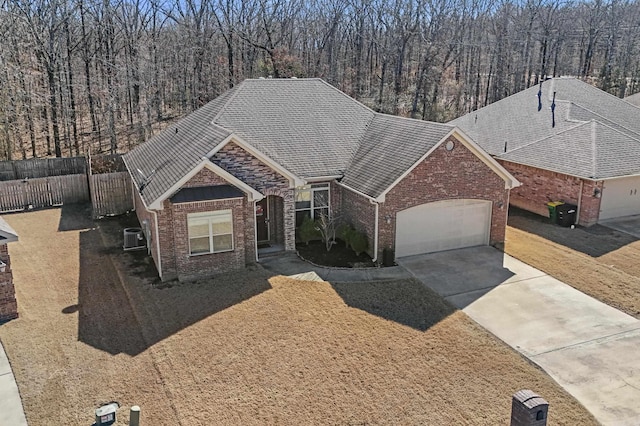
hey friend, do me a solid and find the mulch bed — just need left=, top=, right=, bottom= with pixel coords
left=296, top=239, right=375, bottom=268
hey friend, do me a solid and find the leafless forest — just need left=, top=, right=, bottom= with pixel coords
left=1, top=0, right=639, bottom=160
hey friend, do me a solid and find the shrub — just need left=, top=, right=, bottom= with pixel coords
left=298, top=215, right=321, bottom=244
left=350, top=230, right=369, bottom=256
left=337, top=223, right=355, bottom=249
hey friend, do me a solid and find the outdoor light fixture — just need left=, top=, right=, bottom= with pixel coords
left=384, top=215, right=392, bottom=224
left=593, top=188, right=601, bottom=198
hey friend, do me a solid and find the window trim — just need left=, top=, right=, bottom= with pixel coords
left=187, top=210, right=234, bottom=256
left=295, top=183, right=330, bottom=225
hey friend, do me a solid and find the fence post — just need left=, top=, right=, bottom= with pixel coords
left=130, top=406, right=141, bottom=426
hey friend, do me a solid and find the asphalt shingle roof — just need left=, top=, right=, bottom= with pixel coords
left=124, top=78, right=462, bottom=205
left=342, top=114, right=454, bottom=197
left=450, top=77, right=640, bottom=180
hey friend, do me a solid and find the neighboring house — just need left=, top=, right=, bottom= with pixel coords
left=625, top=91, right=640, bottom=107
left=451, top=77, right=640, bottom=226
left=124, top=78, right=518, bottom=281
left=0, top=217, right=18, bottom=322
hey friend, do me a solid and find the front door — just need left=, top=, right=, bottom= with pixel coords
left=256, top=198, right=270, bottom=242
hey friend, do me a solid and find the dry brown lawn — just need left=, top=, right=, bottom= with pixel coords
left=507, top=209, right=640, bottom=319
left=0, top=206, right=597, bottom=425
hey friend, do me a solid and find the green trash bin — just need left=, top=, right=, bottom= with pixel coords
left=546, top=201, right=564, bottom=224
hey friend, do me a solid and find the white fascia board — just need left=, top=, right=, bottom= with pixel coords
left=205, top=133, right=304, bottom=188
left=149, top=158, right=264, bottom=210
left=373, top=137, right=443, bottom=203
left=335, top=180, right=377, bottom=202
left=452, top=128, right=521, bottom=189
left=374, top=128, right=521, bottom=203
left=0, top=220, right=18, bottom=244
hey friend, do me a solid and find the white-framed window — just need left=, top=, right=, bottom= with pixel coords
left=187, top=210, right=234, bottom=255
left=295, top=183, right=330, bottom=226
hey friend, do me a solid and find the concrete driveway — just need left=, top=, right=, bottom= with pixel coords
left=601, top=214, right=640, bottom=239
left=398, top=246, right=640, bottom=426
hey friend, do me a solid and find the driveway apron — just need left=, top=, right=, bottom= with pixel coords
left=398, top=246, right=640, bottom=426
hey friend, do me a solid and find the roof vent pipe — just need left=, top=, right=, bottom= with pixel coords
left=551, top=91, right=557, bottom=128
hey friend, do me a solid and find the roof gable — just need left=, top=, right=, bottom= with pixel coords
left=0, top=217, right=18, bottom=244
left=341, top=114, right=454, bottom=198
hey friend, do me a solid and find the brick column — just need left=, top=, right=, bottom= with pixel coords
left=0, top=245, right=18, bottom=323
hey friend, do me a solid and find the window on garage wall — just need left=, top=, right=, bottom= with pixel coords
left=187, top=210, right=234, bottom=255
left=295, top=183, right=330, bottom=226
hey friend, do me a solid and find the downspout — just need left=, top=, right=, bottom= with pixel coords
left=576, top=180, right=584, bottom=225
left=151, top=209, right=162, bottom=279
left=254, top=199, right=259, bottom=262
left=371, top=199, right=379, bottom=263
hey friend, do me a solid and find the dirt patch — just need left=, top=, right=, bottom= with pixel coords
left=507, top=208, right=640, bottom=318
left=0, top=206, right=597, bottom=425
left=296, top=239, right=375, bottom=267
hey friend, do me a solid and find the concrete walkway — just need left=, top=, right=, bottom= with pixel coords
left=399, top=246, right=640, bottom=426
left=0, top=339, right=28, bottom=426
left=259, top=252, right=412, bottom=282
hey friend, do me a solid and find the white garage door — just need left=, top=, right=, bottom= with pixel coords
left=600, top=177, right=640, bottom=221
left=395, top=199, right=492, bottom=258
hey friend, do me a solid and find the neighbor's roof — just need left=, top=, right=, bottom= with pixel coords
left=124, top=78, right=476, bottom=206
left=0, top=217, right=18, bottom=244
left=625, top=91, right=640, bottom=107
left=450, top=77, right=640, bottom=180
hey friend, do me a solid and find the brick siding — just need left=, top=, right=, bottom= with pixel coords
left=338, top=135, right=510, bottom=261
left=339, top=187, right=376, bottom=257
left=501, top=160, right=602, bottom=226
left=213, top=143, right=296, bottom=251
left=0, top=244, right=18, bottom=322
left=171, top=198, right=248, bottom=281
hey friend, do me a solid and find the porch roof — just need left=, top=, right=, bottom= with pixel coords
left=170, top=185, right=244, bottom=204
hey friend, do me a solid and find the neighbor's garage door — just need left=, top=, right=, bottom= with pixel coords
left=599, top=177, right=640, bottom=221
left=395, top=199, right=492, bottom=258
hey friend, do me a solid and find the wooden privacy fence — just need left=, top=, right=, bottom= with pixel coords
left=90, top=172, right=133, bottom=219
left=0, top=157, right=87, bottom=181
left=0, top=175, right=89, bottom=213
left=0, top=155, right=133, bottom=218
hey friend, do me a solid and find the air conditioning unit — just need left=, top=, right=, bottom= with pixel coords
left=123, top=227, right=146, bottom=251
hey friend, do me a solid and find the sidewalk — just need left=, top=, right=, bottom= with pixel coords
left=0, top=339, right=28, bottom=426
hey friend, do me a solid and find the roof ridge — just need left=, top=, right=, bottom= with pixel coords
left=497, top=120, right=589, bottom=156
left=374, top=111, right=455, bottom=128
left=211, top=82, right=245, bottom=124
left=317, top=79, right=377, bottom=115
left=569, top=101, right=640, bottom=140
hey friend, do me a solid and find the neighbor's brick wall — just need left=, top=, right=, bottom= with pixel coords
left=501, top=161, right=602, bottom=226
left=0, top=244, right=18, bottom=322
left=378, top=135, right=510, bottom=260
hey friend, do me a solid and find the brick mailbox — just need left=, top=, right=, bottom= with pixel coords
left=511, top=389, right=549, bottom=426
